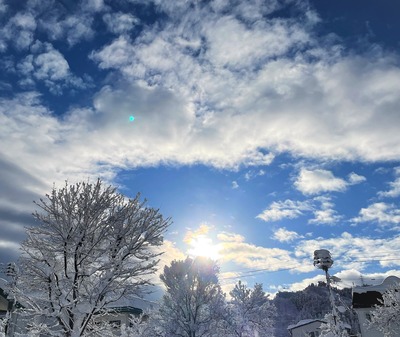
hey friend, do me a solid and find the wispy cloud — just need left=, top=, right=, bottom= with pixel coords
left=102, top=12, right=139, bottom=34
left=15, top=42, right=91, bottom=94
left=257, top=196, right=341, bottom=225
left=256, top=199, right=312, bottom=222
left=244, top=169, right=265, bottom=181
left=378, top=167, right=400, bottom=198
left=295, top=232, right=400, bottom=270
left=309, top=196, right=342, bottom=225
left=219, top=238, right=298, bottom=272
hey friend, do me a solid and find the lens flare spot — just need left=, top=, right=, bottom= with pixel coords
left=129, top=116, right=135, bottom=122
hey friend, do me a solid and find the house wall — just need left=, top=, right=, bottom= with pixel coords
left=0, top=296, right=8, bottom=312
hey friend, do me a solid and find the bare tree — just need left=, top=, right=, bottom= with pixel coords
left=156, top=257, right=225, bottom=337
left=7, top=179, right=170, bottom=337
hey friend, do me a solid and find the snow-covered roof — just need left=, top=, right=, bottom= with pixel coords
left=0, top=278, right=7, bottom=290
left=287, top=319, right=326, bottom=331
left=353, top=276, right=400, bottom=295
left=106, top=296, right=158, bottom=312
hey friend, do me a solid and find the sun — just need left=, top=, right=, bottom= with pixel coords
left=187, top=235, right=220, bottom=260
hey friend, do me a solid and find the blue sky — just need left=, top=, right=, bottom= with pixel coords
left=1, top=0, right=400, bottom=296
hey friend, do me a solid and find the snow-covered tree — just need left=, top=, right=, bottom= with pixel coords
left=156, top=257, right=226, bottom=337
left=6, top=180, right=170, bottom=337
left=0, top=316, right=6, bottom=337
left=224, top=281, right=276, bottom=337
left=319, top=313, right=350, bottom=337
left=368, top=282, right=400, bottom=337
left=118, top=310, right=163, bottom=337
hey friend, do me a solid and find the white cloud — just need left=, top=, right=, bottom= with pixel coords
left=203, top=16, right=310, bottom=69
left=219, top=239, right=298, bottom=272
left=103, top=12, right=139, bottom=34
left=0, top=0, right=7, bottom=13
left=348, top=172, right=366, bottom=185
left=309, top=208, right=341, bottom=225
left=3, top=1, right=400, bottom=266
left=232, top=181, right=239, bottom=189
left=286, top=275, right=326, bottom=292
left=272, top=228, right=302, bottom=242
left=295, top=232, right=400, bottom=271
left=63, top=15, right=94, bottom=46
left=352, top=202, right=400, bottom=226
left=257, top=196, right=341, bottom=225
left=37, top=9, right=95, bottom=46
left=378, top=167, right=400, bottom=198
left=0, top=240, right=21, bottom=252
left=82, top=0, right=107, bottom=13
left=88, top=3, right=400, bottom=167
left=295, top=169, right=347, bottom=195
left=256, top=199, right=312, bottom=222
left=217, top=232, right=245, bottom=243
left=244, top=169, right=265, bottom=181
left=15, top=42, right=91, bottom=94
left=90, top=35, right=136, bottom=69
left=379, top=179, right=400, bottom=198
left=33, top=49, right=69, bottom=81
left=2, top=12, right=36, bottom=50
left=309, top=196, right=342, bottom=225
left=284, top=269, right=400, bottom=293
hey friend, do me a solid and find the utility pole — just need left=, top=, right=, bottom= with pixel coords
left=313, top=249, right=347, bottom=337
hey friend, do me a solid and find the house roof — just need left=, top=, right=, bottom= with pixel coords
left=106, top=296, right=158, bottom=311
left=287, top=319, right=326, bottom=331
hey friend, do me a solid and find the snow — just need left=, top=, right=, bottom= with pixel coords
left=287, top=318, right=326, bottom=330
left=353, top=276, right=400, bottom=294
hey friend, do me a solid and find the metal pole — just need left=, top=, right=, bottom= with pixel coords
left=325, top=268, right=339, bottom=328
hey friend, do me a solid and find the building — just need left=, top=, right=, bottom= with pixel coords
left=0, top=287, right=9, bottom=317
left=0, top=278, right=154, bottom=336
left=352, top=276, right=400, bottom=337
left=96, top=296, right=157, bottom=336
left=288, top=319, right=327, bottom=337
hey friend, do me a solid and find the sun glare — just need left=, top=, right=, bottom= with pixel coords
left=188, top=235, right=220, bottom=260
